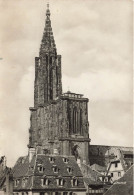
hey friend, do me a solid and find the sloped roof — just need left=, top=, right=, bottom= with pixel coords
left=13, top=154, right=86, bottom=191
left=34, top=155, right=82, bottom=177
left=104, top=165, right=133, bottom=195
left=91, top=164, right=106, bottom=172
left=81, top=163, right=103, bottom=186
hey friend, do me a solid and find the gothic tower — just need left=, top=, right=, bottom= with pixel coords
left=34, top=3, right=62, bottom=107
left=28, top=4, right=90, bottom=164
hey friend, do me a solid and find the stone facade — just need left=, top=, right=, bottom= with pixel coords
left=28, top=4, right=90, bottom=164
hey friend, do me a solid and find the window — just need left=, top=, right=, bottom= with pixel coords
left=42, top=178, right=49, bottom=186
left=73, top=107, right=80, bottom=134
left=57, top=178, right=64, bottom=186
left=111, top=173, right=113, bottom=177
left=72, top=179, right=78, bottom=186
left=49, top=157, right=54, bottom=163
left=63, top=157, right=68, bottom=163
left=118, top=172, right=121, bottom=177
left=14, top=179, right=19, bottom=187
left=22, top=178, right=28, bottom=187
left=38, top=165, right=44, bottom=173
left=67, top=167, right=72, bottom=174
left=115, top=163, right=118, bottom=168
left=52, top=166, right=58, bottom=173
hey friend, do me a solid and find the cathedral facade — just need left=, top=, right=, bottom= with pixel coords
left=28, top=4, right=90, bottom=164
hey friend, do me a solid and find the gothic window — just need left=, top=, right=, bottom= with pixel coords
left=73, top=107, right=81, bottom=134
left=50, top=56, right=52, bottom=65
left=73, top=107, right=78, bottom=133
left=49, top=69, right=53, bottom=100
left=46, top=55, right=48, bottom=66
left=80, top=109, right=83, bottom=135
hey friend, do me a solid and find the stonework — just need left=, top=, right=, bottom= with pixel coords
left=28, top=4, right=90, bottom=164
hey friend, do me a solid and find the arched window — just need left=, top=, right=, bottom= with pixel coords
left=80, top=109, right=83, bottom=135
left=73, top=107, right=82, bottom=134
left=46, top=55, right=48, bottom=66
left=49, top=69, right=53, bottom=100
left=73, top=107, right=78, bottom=133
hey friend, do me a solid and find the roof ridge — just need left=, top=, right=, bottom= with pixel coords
left=90, top=144, right=133, bottom=148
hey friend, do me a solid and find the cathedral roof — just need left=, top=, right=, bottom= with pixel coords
left=13, top=154, right=86, bottom=191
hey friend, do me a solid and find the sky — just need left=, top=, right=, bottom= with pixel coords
left=0, top=0, right=133, bottom=167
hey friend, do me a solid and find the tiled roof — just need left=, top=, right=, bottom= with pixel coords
left=91, top=164, right=106, bottom=172
left=34, top=155, right=82, bottom=177
left=104, top=165, right=133, bottom=195
left=13, top=154, right=86, bottom=191
left=81, top=163, right=103, bottom=186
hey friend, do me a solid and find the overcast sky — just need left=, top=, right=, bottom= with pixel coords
left=0, top=0, right=133, bottom=167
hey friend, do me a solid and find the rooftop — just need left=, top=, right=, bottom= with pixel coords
left=13, top=154, right=86, bottom=191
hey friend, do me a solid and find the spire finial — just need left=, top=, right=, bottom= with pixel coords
left=47, top=0, right=49, bottom=9
left=46, top=0, right=50, bottom=16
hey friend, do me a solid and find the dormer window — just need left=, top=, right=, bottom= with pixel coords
left=37, top=164, right=44, bottom=173
left=67, top=167, right=72, bottom=174
left=56, top=178, right=64, bottom=186
left=41, top=178, right=49, bottom=186
left=52, top=165, right=58, bottom=173
left=63, top=157, right=68, bottom=163
left=22, top=178, right=28, bottom=187
left=14, top=179, right=20, bottom=187
left=49, top=157, right=55, bottom=163
left=72, top=178, right=78, bottom=186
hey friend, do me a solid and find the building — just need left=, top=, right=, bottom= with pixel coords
left=89, top=145, right=133, bottom=167
left=13, top=3, right=89, bottom=195
left=12, top=2, right=133, bottom=195
left=0, top=156, right=13, bottom=195
left=28, top=3, right=90, bottom=165
left=104, top=165, right=133, bottom=195
left=13, top=154, right=86, bottom=195
left=105, top=148, right=133, bottom=181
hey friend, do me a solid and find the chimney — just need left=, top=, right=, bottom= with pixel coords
left=77, top=158, right=81, bottom=167
left=29, top=148, right=36, bottom=162
left=53, top=148, right=59, bottom=155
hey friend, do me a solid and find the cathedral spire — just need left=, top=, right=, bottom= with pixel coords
left=40, top=2, right=56, bottom=56
left=34, top=3, right=62, bottom=107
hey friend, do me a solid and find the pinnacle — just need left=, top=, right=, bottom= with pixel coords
left=40, top=3, right=56, bottom=55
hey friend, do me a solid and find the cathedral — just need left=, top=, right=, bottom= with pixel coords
left=10, top=3, right=133, bottom=195
left=28, top=3, right=90, bottom=164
